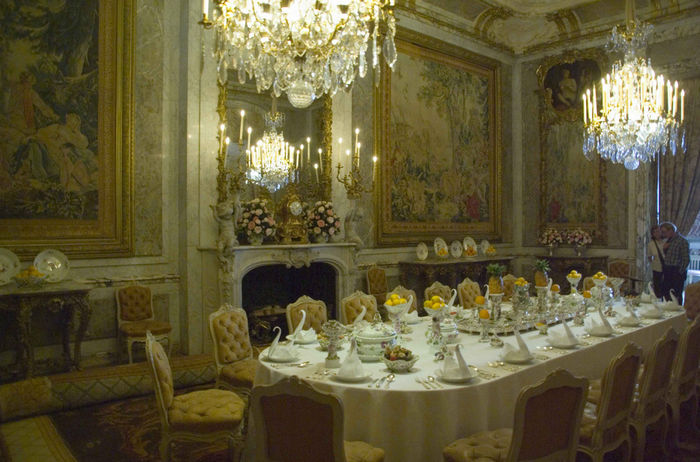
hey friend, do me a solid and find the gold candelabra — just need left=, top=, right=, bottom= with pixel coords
left=336, top=161, right=373, bottom=200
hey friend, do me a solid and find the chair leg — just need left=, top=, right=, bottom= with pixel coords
left=160, top=437, right=171, bottom=462
left=631, top=422, right=646, bottom=462
left=166, top=335, right=172, bottom=358
left=127, top=339, right=134, bottom=364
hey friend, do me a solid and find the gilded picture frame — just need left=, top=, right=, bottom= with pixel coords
left=0, top=0, right=134, bottom=258
left=537, top=48, right=608, bottom=243
left=375, top=29, right=502, bottom=246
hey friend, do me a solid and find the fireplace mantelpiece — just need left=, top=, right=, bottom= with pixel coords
left=219, top=243, right=357, bottom=311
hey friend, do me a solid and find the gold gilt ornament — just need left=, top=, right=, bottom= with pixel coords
left=277, top=184, right=308, bottom=244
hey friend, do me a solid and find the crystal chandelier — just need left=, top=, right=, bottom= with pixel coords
left=245, top=99, right=295, bottom=192
left=204, top=0, right=397, bottom=108
left=582, top=0, right=685, bottom=170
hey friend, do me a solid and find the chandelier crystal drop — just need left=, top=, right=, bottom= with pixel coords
left=582, top=1, right=686, bottom=170
left=246, top=110, right=294, bottom=192
left=210, top=0, right=397, bottom=108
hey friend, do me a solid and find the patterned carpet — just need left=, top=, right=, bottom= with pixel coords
left=1, top=390, right=231, bottom=462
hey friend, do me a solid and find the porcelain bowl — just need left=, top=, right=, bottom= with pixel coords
left=13, top=275, right=48, bottom=288
left=380, top=355, right=419, bottom=372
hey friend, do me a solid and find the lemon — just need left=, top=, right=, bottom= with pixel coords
left=431, top=295, right=442, bottom=303
left=385, top=299, right=394, bottom=306
left=398, top=298, right=407, bottom=304
left=390, top=294, right=400, bottom=300
left=551, top=284, right=560, bottom=292
left=479, top=309, right=490, bottom=320
left=423, top=300, right=431, bottom=308
left=583, top=291, right=592, bottom=299
left=474, top=295, right=486, bottom=305
left=431, top=302, right=442, bottom=309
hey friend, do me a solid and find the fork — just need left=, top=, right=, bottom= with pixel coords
left=414, top=377, right=431, bottom=389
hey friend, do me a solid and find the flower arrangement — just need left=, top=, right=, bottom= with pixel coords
left=238, top=198, right=276, bottom=242
left=563, top=228, right=592, bottom=245
left=539, top=228, right=563, bottom=246
left=306, top=200, right=341, bottom=239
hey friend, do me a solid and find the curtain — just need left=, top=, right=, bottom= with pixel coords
left=659, top=77, right=700, bottom=235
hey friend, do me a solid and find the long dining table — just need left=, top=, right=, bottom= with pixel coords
left=252, top=303, right=689, bottom=462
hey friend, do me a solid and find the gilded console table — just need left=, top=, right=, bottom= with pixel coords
left=399, top=256, right=514, bottom=304
left=0, top=281, right=92, bottom=378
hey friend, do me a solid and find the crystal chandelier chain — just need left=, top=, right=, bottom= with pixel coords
left=582, top=0, right=686, bottom=170
left=208, top=0, right=397, bottom=108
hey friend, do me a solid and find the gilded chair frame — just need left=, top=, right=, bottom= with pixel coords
left=145, top=332, right=246, bottom=462
left=683, top=281, right=700, bottom=320
left=667, top=317, right=700, bottom=449
left=251, top=375, right=347, bottom=462
left=506, top=368, right=589, bottom=462
left=577, top=342, right=642, bottom=462
left=116, top=284, right=171, bottom=364
left=286, top=295, right=328, bottom=334
left=340, top=291, right=378, bottom=324
left=457, top=278, right=481, bottom=310
left=386, top=285, right=418, bottom=314
left=425, top=281, right=452, bottom=304
left=629, top=327, right=679, bottom=461
left=208, top=304, right=255, bottom=395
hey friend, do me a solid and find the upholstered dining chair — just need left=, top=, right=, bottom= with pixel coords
left=457, top=278, right=481, bottom=310
left=341, top=291, right=378, bottom=325
left=116, top=284, right=172, bottom=364
left=443, top=369, right=589, bottom=462
left=666, top=317, right=700, bottom=450
left=425, top=281, right=452, bottom=304
left=683, top=281, right=700, bottom=320
left=628, top=327, right=679, bottom=462
left=286, top=295, right=328, bottom=334
left=366, top=265, right=389, bottom=305
left=577, top=342, right=642, bottom=462
left=582, top=277, right=595, bottom=292
left=208, top=304, right=258, bottom=396
left=608, top=260, right=631, bottom=293
left=251, top=375, right=385, bottom=462
left=502, top=274, right=517, bottom=302
left=145, top=332, right=247, bottom=462
left=386, top=285, right=418, bottom=314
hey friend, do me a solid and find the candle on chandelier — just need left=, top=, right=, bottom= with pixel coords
left=673, top=81, right=678, bottom=117
left=318, top=148, right=323, bottom=171
left=338, top=137, right=343, bottom=165
left=372, top=155, right=378, bottom=182
left=346, top=149, right=351, bottom=172
left=300, top=144, right=304, bottom=168
left=667, top=81, right=673, bottom=115
left=354, top=128, right=360, bottom=155
left=314, top=163, right=319, bottom=183
left=356, top=143, right=361, bottom=168
left=202, top=0, right=208, bottom=17
left=681, top=90, right=685, bottom=122
left=582, top=94, right=587, bottom=124
left=247, top=127, right=252, bottom=151
left=239, top=110, right=245, bottom=143
left=306, top=137, right=311, bottom=162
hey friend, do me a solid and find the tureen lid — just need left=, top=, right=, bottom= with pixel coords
left=356, top=313, right=396, bottom=339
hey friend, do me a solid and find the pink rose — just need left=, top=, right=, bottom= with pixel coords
left=327, top=217, right=334, bottom=224
left=314, top=227, right=321, bottom=234
left=319, top=206, right=325, bottom=213
left=329, top=227, right=335, bottom=235
left=243, top=212, right=250, bottom=218
left=317, top=220, right=325, bottom=228
left=254, top=217, right=261, bottom=224
left=265, top=228, right=272, bottom=236
left=254, top=226, right=262, bottom=234
left=335, top=221, right=341, bottom=228
left=248, top=221, right=256, bottom=230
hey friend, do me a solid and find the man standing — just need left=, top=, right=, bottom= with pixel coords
left=660, top=222, right=690, bottom=304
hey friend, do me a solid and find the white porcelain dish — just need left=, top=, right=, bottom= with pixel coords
left=0, top=248, right=21, bottom=286
left=416, top=242, right=429, bottom=261
left=434, top=238, right=448, bottom=258
left=450, top=241, right=463, bottom=258
left=480, top=240, right=490, bottom=255
left=34, top=249, right=69, bottom=282
left=332, top=372, right=373, bottom=383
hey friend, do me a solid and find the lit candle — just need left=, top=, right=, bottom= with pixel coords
left=246, top=149, right=250, bottom=168
left=247, top=127, right=251, bottom=151
left=586, top=90, right=592, bottom=122
left=300, top=144, right=304, bottom=168
left=239, top=110, right=245, bottom=143
left=582, top=94, right=587, bottom=124
left=592, top=85, right=597, bottom=118
left=356, top=142, right=361, bottom=168
left=354, top=128, right=360, bottom=155
left=346, top=149, right=351, bottom=171
left=314, top=163, right=319, bottom=183
left=667, top=81, right=673, bottom=114
left=338, top=138, right=343, bottom=167
left=306, top=137, right=311, bottom=162
left=681, top=89, right=685, bottom=122
left=673, top=81, right=678, bottom=116
left=219, top=123, right=225, bottom=133
left=318, top=148, right=323, bottom=171
left=225, top=136, right=230, bottom=145
left=202, top=0, right=208, bottom=17
left=372, top=155, right=378, bottom=182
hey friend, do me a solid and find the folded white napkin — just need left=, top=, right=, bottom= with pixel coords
left=546, top=319, right=579, bottom=347
left=291, top=310, right=317, bottom=342
left=640, top=303, right=664, bottom=319
left=446, top=289, right=458, bottom=309
left=584, top=307, right=614, bottom=336
left=338, top=338, right=364, bottom=378
left=640, top=282, right=654, bottom=304
left=442, top=344, right=473, bottom=380
left=352, top=305, right=369, bottom=329
left=616, top=304, right=641, bottom=327
left=499, top=329, right=532, bottom=362
left=669, top=289, right=680, bottom=307
left=402, top=310, right=420, bottom=324
left=653, top=297, right=681, bottom=312
left=268, top=326, right=299, bottom=360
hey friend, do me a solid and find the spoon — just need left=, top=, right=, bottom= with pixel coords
left=415, top=377, right=431, bottom=389
left=384, top=374, right=396, bottom=389
left=427, top=376, right=443, bottom=389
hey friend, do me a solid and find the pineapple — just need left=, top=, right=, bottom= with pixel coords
left=486, top=263, right=507, bottom=294
left=533, top=259, right=551, bottom=287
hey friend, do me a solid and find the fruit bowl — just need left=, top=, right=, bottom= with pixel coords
left=380, top=346, right=419, bottom=372
left=13, top=275, right=48, bottom=288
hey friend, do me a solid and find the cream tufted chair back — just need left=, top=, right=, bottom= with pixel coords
left=145, top=332, right=174, bottom=419
left=425, top=281, right=452, bottom=304
left=366, top=265, right=389, bottom=305
left=583, top=277, right=596, bottom=292
left=286, top=296, right=328, bottom=334
left=457, top=278, right=481, bottom=309
left=682, top=281, right=700, bottom=320
left=502, top=274, right=517, bottom=302
left=386, top=285, right=418, bottom=314
left=118, top=285, right=154, bottom=322
left=208, top=304, right=258, bottom=394
left=341, top=291, right=378, bottom=324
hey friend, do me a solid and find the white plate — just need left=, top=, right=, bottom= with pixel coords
left=497, top=354, right=533, bottom=364
left=545, top=338, right=579, bottom=349
left=463, top=237, right=476, bottom=249
left=434, top=238, right=448, bottom=258
left=450, top=241, right=463, bottom=258
left=0, top=248, right=21, bottom=286
left=261, top=352, right=302, bottom=363
left=434, top=368, right=476, bottom=384
left=358, top=354, right=382, bottom=362
left=416, top=242, right=429, bottom=261
left=34, top=249, right=69, bottom=283
left=332, top=372, right=373, bottom=383
left=286, top=335, right=318, bottom=345
left=480, top=240, right=490, bottom=254
left=585, top=329, right=613, bottom=337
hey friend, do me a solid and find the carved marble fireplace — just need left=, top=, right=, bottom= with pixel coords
left=219, top=243, right=357, bottom=317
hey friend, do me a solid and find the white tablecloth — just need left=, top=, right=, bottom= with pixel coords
left=252, top=305, right=688, bottom=462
